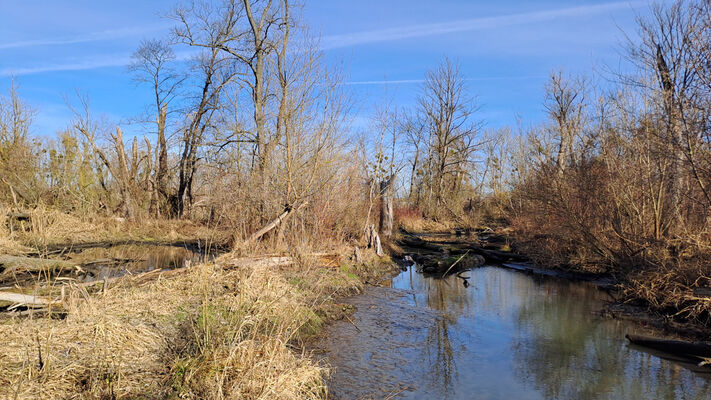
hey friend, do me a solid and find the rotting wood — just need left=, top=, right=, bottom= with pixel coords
left=364, top=224, right=383, bottom=257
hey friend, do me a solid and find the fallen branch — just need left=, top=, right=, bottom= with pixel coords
left=0, top=291, right=58, bottom=307
left=241, top=202, right=308, bottom=247
left=442, top=250, right=470, bottom=277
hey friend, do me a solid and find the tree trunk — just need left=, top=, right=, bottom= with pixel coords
left=156, top=103, right=169, bottom=208
left=379, top=174, right=395, bottom=238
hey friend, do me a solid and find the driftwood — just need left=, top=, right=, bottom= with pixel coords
left=242, top=202, right=308, bottom=247
left=0, top=291, right=58, bottom=307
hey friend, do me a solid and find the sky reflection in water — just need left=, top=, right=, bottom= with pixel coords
left=318, top=266, right=711, bottom=399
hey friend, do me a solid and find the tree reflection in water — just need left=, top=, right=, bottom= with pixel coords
left=318, top=264, right=711, bottom=399
left=511, top=275, right=711, bottom=399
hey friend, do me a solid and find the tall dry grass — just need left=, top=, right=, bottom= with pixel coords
left=6, top=206, right=228, bottom=251
left=0, top=249, right=395, bottom=399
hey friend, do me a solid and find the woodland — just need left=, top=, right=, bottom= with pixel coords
left=1, top=0, right=710, bottom=398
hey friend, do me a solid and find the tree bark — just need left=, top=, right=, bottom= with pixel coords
left=379, top=174, right=395, bottom=238
left=156, top=103, right=169, bottom=207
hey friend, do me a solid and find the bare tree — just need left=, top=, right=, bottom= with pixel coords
left=543, top=71, right=587, bottom=173
left=626, top=0, right=711, bottom=232
left=415, top=58, right=482, bottom=217
left=130, top=39, right=185, bottom=215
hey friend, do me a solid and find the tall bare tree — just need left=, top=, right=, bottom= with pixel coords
left=415, top=58, right=482, bottom=217
left=130, top=39, right=185, bottom=216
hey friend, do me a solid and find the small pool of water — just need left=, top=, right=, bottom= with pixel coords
left=66, top=243, right=217, bottom=282
left=315, top=266, right=711, bottom=399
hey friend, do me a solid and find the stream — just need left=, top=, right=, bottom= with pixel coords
left=315, top=264, right=711, bottom=399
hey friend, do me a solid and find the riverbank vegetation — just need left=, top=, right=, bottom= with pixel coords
left=504, top=0, right=711, bottom=325
left=2, top=0, right=711, bottom=397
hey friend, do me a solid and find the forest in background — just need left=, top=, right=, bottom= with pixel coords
left=1, top=0, right=711, bottom=322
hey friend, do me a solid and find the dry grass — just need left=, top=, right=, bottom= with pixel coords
left=0, top=248, right=396, bottom=399
left=9, top=206, right=228, bottom=250
left=396, top=209, right=453, bottom=234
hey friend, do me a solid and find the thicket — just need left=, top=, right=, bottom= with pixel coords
left=501, top=0, right=711, bottom=323
left=0, top=0, right=376, bottom=250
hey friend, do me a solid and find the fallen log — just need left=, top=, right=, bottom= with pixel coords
left=466, top=246, right=528, bottom=263
left=397, top=236, right=445, bottom=252
left=626, top=334, right=711, bottom=366
left=0, top=291, right=58, bottom=307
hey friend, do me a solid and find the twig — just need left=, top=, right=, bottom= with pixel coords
left=442, top=250, right=470, bottom=277
left=344, top=314, right=361, bottom=332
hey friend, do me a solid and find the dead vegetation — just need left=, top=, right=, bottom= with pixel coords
left=0, top=247, right=396, bottom=399
left=499, top=0, right=711, bottom=326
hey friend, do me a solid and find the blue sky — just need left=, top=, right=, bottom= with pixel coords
left=0, top=0, right=652, bottom=137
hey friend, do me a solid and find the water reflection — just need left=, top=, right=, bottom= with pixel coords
left=66, top=244, right=212, bottom=281
left=317, top=266, right=711, bottom=399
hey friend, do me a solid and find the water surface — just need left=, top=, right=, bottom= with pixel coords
left=316, top=266, right=711, bottom=399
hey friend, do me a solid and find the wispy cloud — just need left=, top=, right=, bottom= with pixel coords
left=0, top=23, right=173, bottom=50
left=0, top=50, right=198, bottom=77
left=321, top=1, right=644, bottom=49
left=0, top=55, right=131, bottom=77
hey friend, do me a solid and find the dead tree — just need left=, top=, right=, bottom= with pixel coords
left=379, top=174, right=395, bottom=238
